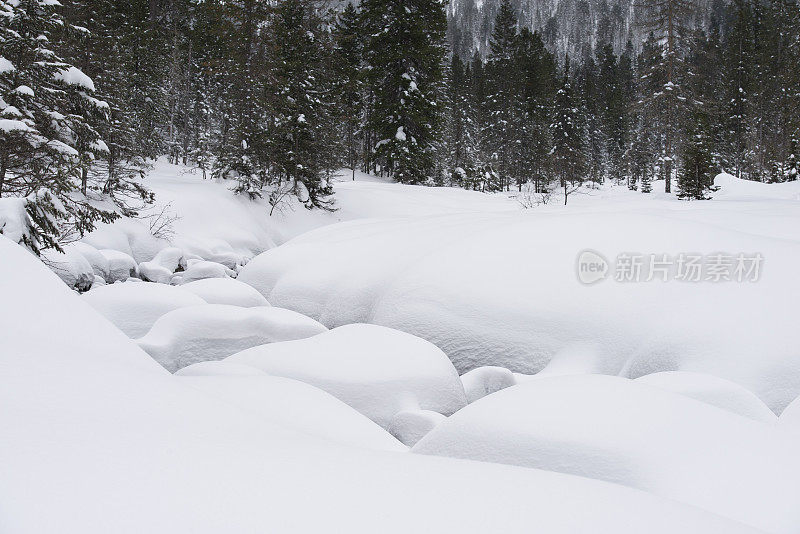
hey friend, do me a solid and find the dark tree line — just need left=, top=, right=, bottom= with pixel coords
left=2, top=0, right=799, bottom=252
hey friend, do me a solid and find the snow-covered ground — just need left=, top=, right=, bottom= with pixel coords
left=4, top=161, right=800, bottom=532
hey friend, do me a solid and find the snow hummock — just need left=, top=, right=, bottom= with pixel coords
left=413, top=374, right=800, bottom=534
left=175, top=361, right=269, bottom=377
left=388, top=409, right=446, bottom=447
left=170, top=259, right=235, bottom=285
left=42, top=244, right=94, bottom=292
left=779, top=395, right=800, bottom=430
left=137, top=304, right=327, bottom=372
left=180, top=277, right=270, bottom=307
left=460, top=366, right=517, bottom=403
left=82, top=281, right=206, bottom=338
left=2, top=236, right=762, bottom=534
left=98, top=248, right=138, bottom=282
left=636, top=371, right=777, bottom=423
left=178, top=375, right=407, bottom=451
left=226, top=323, right=468, bottom=428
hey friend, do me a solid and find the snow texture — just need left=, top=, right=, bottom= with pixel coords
left=413, top=374, right=800, bottom=534
left=636, top=371, right=777, bottom=423
left=227, top=323, right=468, bottom=428
left=82, top=281, right=206, bottom=338
left=137, top=304, right=327, bottom=372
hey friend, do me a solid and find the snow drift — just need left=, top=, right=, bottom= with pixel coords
left=82, top=281, right=206, bottom=338
left=413, top=374, right=800, bottom=534
left=226, top=323, right=468, bottom=428
left=137, top=304, right=327, bottom=372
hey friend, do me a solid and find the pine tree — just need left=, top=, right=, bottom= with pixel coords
left=0, top=0, right=117, bottom=252
left=266, top=0, right=335, bottom=210
left=362, top=0, right=447, bottom=184
left=637, top=0, right=696, bottom=192
left=332, top=3, right=365, bottom=181
left=484, top=0, right=518, bottom=191
left=678, top=110, right=716, bottom=199
left=514, top=28, right=556, bottom=192
left=550, top=56, right=587, bottom=205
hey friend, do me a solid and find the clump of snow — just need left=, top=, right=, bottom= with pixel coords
left=460, top=366, right=517, bottom=403
left=71, top=241, right=110, bottom=280
left=138, top=247, right=191, bottom=283
left=99, top=249, right=138, bottom=282
left=227, top=324, right=467, bottom=428
left=82, top=281, right=206, bottom=338
left=42, top=244, right=94, bottom=292
left=0, top=196, right=32, bottom=247
left=388, top=409, right=446, bottom=447
left=413, top=375, right=800, bottom=534
left=178, top=375, right=407, bottom=451
left=0, top=235, right=770, bottom=534
left=175, top=361, right=267, bottom=377
left=54, top=65, right=96, bottom=91
left=138, top=304, right=327, bottom=372
left=636, top=371, right=777, bottom=423
left=0, top=57, right=14, bottom=74
left=170, top=260, right=235, bottom=285
left=181, top=277, right=269, bottom=307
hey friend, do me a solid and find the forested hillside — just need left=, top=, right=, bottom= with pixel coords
left=1, top=0, right=798, bottom=250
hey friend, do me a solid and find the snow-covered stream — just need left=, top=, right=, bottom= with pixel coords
left=3, top=161, right=800, bottom=533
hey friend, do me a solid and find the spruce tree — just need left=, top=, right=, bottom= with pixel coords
left=333, top=3, right=365, bottom=181
left=550, top=56, right=587, bottom=205
left=0, top=0, right=117, bottom=252
left=267, top=0, right=335, bottom=210
left=678, top=110, right=716, bottom=199
left=362, top=0, right=447, bottom=184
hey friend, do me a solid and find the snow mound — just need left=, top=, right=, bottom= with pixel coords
left=227, top=324, right=468, bottom=428
left=138, top=304, right=327, bottom=372
left=388, top=409, right=446, bottom=447
left=71, top=241, right=110, bottom=280
left=0, top=235, right=769, bottom=534
left=83, top=281, right=206, bottom=338
left=413, top=375, right=800, bottom=534
left=636, top=371, right=777, bottom=423
left=238, top=209, right=800, bottom=412
left=175, top=361, right=267, bottom=377
left=181, top=277, right=269, bottom=307
left=42, top=244, right=94, bottom=291
left=170, top=260, right=235, bottom=285
left=138, top=247, right=191, bottom=283
left=179, top=375, right=406, bottom=451
left=99, top=249, right=138, bottom=282
left=779, top=396, right=800, bottom=430
left=460, top=366, right=517, bottom=403
left=0, top=196, right=31, bottom=246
